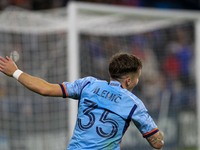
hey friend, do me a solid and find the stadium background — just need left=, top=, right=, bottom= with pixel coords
left=0, top=0, right=200, bottom=10
left=0, top=0, right=199, bottom=150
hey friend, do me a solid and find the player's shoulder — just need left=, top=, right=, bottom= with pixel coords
left=122, top=89, right=146, bottom=109
left=78, top=76, right=107, bottom=86
left=82, top=76, right=106, bottom=83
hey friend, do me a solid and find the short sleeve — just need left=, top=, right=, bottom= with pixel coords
left=132, top=102, right=159, bottom=138
left=59, top=76, right=97, bottom=99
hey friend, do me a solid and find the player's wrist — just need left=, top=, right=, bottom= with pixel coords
left=13, top=69, right=23, bottom=80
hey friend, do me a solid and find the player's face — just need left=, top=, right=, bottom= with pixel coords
left=128, top=69, right=141, bottom=91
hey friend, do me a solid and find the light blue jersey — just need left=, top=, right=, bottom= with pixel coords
left=59, top=76, right=158, bottom=150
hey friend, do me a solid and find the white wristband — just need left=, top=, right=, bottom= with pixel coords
left=13, top=69, right=23, bottom=80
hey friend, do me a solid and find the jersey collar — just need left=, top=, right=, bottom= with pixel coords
left=109, top=81, right=123, bottom=88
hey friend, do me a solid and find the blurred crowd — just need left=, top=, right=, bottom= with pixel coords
left=81, top=22, right=195, bottom=111
left=0, top=0, right=200, bottom=10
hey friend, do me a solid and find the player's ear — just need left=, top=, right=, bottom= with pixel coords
left=125, top=77, right=131, bottom=86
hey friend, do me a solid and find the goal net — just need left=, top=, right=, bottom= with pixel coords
left=0, top=2, right=199, bottom=150
left=0, top=6, right=68, bottom=150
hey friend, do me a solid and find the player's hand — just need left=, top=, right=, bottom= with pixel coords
left=0, top=56, right=18, bottom=77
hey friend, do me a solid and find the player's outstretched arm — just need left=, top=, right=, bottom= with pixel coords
left=146, top=130, right=164, bottom=149
left=0, top=56, right=63, bottom=97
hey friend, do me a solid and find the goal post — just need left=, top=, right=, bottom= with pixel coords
left=67, top=2, right=79, bottom=137
left=195, top=20, right=200, bottom=150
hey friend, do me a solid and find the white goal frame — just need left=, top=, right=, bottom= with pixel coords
left=67, top=1, right=200, bottom=149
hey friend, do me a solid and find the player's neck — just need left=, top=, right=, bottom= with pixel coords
left=110, top=78, right=126, bottom=89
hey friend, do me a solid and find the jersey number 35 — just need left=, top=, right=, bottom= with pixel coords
left=78, top=99, right=119, bottom=138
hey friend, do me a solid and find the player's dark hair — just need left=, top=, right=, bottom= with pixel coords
left=109, top=53, right=142, bottom=79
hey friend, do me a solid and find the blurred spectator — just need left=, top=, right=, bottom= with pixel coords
left=161, top=25, right=194, bottom=108
left=130, top=35, right=159, bottom=78
left=164, top=27, right=193, bottom=87
left=162, top=43, right=181, bottom=79
left=130, top=35, right=161, bottom=111
left=81, top=35, right=108, bottom=79
left=175, top=28, right=193, bottom=87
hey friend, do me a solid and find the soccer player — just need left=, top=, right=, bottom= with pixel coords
left=0, top=53, right=164, bottom=149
